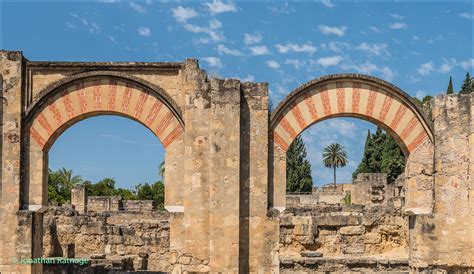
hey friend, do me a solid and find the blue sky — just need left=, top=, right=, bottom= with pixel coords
left=2, top=0, right=473, bottom=188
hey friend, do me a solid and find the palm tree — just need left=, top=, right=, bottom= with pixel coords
left=322, top=143, right=348, bottom=185
left=159, top=160, right=165, bottom=181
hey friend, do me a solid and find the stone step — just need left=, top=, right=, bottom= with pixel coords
left=300, top=251, right=323, bottom=258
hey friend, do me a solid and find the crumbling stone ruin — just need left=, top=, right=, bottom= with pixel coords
left=1, top=51, right=473, bottom=273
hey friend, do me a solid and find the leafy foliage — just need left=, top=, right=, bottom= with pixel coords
left=352, top=128, right=405, bottom=183
left=48, top=168, right=83, bottom=204
left=322, top=143, right=348, bottom=185
left=286, top=135, right=313, bottom=193
left=460, top=72, right=473, bottom=94
left=135, top=181, right=165, bottom=210
left=48, top=169, right=165, bottom=209
left=343, top=191, right=351, bottom=206
left=447, top=76, right=454, bottom=94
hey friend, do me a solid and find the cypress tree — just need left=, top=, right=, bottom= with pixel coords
left=447, top=76, right=454, bottom=94
left=286, top=135, right=313, bottom=192
left=353, top=127, right=405, bottom=183
left=460, top=72, right=473, bottom=94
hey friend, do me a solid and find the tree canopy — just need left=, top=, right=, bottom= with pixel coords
left=48, top=169, right=165, bottom=209
left=352, top=128, right=405, bottom=183
left=286, top=135, right=313, bottom=193
left=322, top=143, right=348, bottom=185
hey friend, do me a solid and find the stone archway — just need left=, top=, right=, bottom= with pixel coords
left=24, top=74, right=184, bottom=211
left=269, top=74, right=435, bottom=215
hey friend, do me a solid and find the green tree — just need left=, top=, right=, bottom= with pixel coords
left=352, top=127, right=405, bottom=183
left=86, top=178, right=117, bottom=196
left=159, top=160, right=165, bottom=180
left=447, top=76, right=454, bottom=94
left=322, top=143, right=348, bottom=185
left=135, top=181, right=165, bottom=209
left=460, top=72, right=473, bottom=94
left=286, top=135, right=313, bottom=192
left=48, top=168, right=83, bottom=204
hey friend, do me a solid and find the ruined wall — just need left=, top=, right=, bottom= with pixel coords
left=43, top=207, right=170, bottom=272
left=87, top=196, right=121, bottom=212
left=408, top=94, right=474, bottom=271
left=280, top=202, right=409, bottom=272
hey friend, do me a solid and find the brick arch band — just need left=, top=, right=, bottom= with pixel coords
left=26, top=73, right=184, bottom=151
left=270, top=74, right=434, bottom=155
left=269, top=74, right=434, bottom=212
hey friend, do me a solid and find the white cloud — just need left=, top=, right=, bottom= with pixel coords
left=460, top=12, right=473, bottom=20
left=70, top=13, right=101, bottom=34
left=356, top=42, right=389, bottom=56
left=183, top=19, right=225, bottom=42
left=172, top=6, right=198, bottom=23
left=242, top=75, right=255, bottom=82
left=137, top=26, right=151, bottom=36
left=316, top=55, right=343, bottom=67
left=319, top=41, right=350, bottom=53
left=249, top=45, right=270, bottom=55
left=202, top=57, right=222, bottom=68
left=369, top=26, right=382, bottom=33
left=412, top=35, right=420, bottom=40
left=268, top=2, right=294, bottom=14
left=266, top=60, right=280, bottom=69
left=108, top=35, right=117, bottom=43
left=321, top=0, right=335, bottom=8
left=285, top=59, right=305, bottom=70
left=99, top=0, right=120, bottom=3
left=417, top=61, right=435, bottom=76
left=389, top=13, right=404, bottom=20
left=460, top=58, right=474, bottom=70
left=275, top=43, right=316, bottom=54
left=205, top=0, right=237, bottom=15
left=389, top=22, right=407, bottom=29
left=129, top=2, right=146, bottom=13
left=244, top=33, right=262, bottom=45
left=438, top=58, right=457, bottom=73
left=217, top=44, right=242, bottom=56
left=415, top=90, right=426, bottom=100
left=341, top=61, right=396, bottom=81
left=318, top=25, right=347, bottom=36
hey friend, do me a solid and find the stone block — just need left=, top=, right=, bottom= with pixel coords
left=343, top=244, right=364, bottom=254
left=313, top=215, right=360, bottom=226
left=91, top=253, right=106, bottom=259
left=364, top=233, right=382, bottom=244
left=339, top=225, right=365, bottom=235
left=300, top=251, right=323, bottom=258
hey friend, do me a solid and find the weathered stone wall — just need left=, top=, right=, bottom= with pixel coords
left=280, top=202, right=409, bottom=272
left=87, top=196, right=121, bottom=212
left=42, top=207, right=170, bottom=272
left=408, top=93, right=474, bottom=271
left=121, top=200, right=154, bottom=211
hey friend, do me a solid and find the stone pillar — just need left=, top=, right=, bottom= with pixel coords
left=270, top=144, right=286, bottom=212
left=181, top=60, right=211, bottom=271
left=241, top=82, right=279, bottom=272
left=71, top=185, right=87, bottom=212
left=208, top=79, right=240, bottom=271
left=409, top=94, right=474, bottom=271
left=0, top=51, right=35, bottom=273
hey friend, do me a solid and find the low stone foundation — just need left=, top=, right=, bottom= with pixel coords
left=42, top=207, right=170, bottom=272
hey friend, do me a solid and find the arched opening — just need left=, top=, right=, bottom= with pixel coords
left=271, top=74, right=435, bottom=270
left=23, top=76, right=185, bottom=272
left=43, top=115, right=170, bottom=268
left=270, top=74, right=434, bottom=213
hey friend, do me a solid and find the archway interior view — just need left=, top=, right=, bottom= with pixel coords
left=282, top=116, right=409, bottom=260
left=43, top=115, right=170, bottom=263
left=273, top=77, right=433, bottom=264
left=26, top=77, right=184, bottom=270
